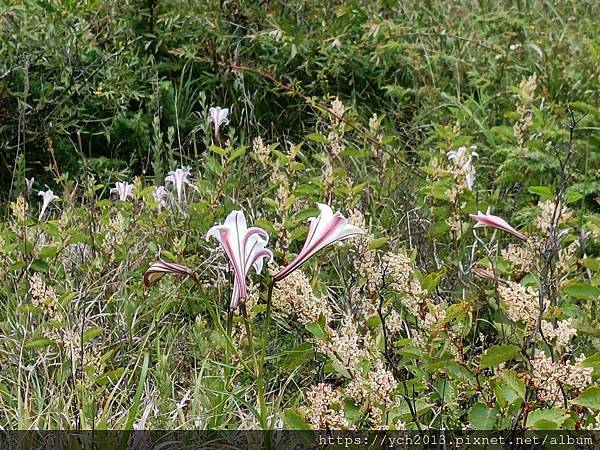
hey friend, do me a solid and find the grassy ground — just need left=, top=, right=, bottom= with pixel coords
left=0, top=0, right=599, bottom=431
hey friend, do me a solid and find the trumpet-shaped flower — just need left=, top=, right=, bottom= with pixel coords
left=143, top=259, right=198, bottom=289
left=153, top=185, right=168, bottom=210
left=209, top=106, right=229, bottom=139
left=206, top=210, right=272, bottom=310
left=25, top=177, right=35, bottom=195
left=273, top=203, right=363, bottom=282
left=470, top=207, right=527, bottom=241
left=165, top=167, right=192, bottom=202
left=110, top=182, right=135, bottom=202
left=38, top=189, right=59, bottom=221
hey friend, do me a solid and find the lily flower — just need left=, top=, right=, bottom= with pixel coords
left=153, top=185, right=168, bottom=210
left=209, top=106, right=229, bottom=140
left=110, top=181, right=135, bottom=202
left=25, top=177, right=35, bottom=195
left=206, top=210, right=273, bottom=311
left=143, top=259, right=198, bottom=289
left=38, top=189, right=59, bottom=221
left=273, top=203, right=363, bottom=282
left=165, top=167, right=192, bottom=202
left=470, top=207, right=527, bottom=241
left=471, top=267, right=509, bottom=285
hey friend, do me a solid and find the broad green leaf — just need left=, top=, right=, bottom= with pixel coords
left=526, top=408, right=569, bottom=429
left=30, top=259, right=49, bottom=273
left=468, top=403, right=498, bottom=430
left=571, top=387, right=600, bottom=410
left=480, top=344, right=519, bottom=368
left=282, top=409, right=311, bottom=430
left=562, top=283, right=600, bottom=301
left=581, top=352, right=600, bottom=369
left=528, top=186, right=554, bottom=199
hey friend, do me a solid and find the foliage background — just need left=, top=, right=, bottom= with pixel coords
left=0, top=0, right=599, bottom=432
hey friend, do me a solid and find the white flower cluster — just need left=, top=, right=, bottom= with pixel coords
left=272, top=268, right=331, bottom=325
left=498, top=281, right=540, bottom=328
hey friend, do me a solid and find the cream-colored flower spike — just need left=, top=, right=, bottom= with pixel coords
left=274, top=203, right=363, bottom=282
left=206, top=210, right=273, bottom=311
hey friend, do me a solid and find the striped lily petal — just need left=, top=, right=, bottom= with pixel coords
left=471, top=267, right=509, bottom=285
left=206, top=210, right=273, bottom=310
left=273, top=203, right=363, bottom=282
left=143, top=259, right=197, bottom=289
left=470, top=207, right=527, bottom=241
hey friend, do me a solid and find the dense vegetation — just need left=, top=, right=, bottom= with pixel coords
left=0, top=0, right=599, bottom=431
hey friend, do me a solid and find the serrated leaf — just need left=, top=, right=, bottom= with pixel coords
left=480, top=344, right=519, bottom=368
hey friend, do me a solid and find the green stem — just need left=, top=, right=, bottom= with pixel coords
left=258, top=280, right=275, bottom=441
left=240, top=303, right=267, bottom=430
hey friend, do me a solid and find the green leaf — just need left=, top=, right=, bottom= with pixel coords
left=282, top=343, right=314, bottom=372
left=562, top=283, right=600, bottom=301
left=528, top=186, right=554, bottom=199
left=282, top=408, right=311, bottom=430
left=580, top=352, right=600, bottom=369
left=468, top=403, right=498, bottom=430
left=30, top=259, right=49, bottom=273
left=305, top=322, right=327, bottom=340
left=25, top=336, right=55, bottom=349
left=565, top=190, right=584, bottom=204
left=571, top=386, right=600, bottom=410
left=480, top=344, right=519, bottom=368
left=499, top=371, right=525, bottom=399
left=305, top=132, right=330, bottom=144
left=526, top=408, right=569, bottom=429
left=580, top=258, right=600, bottom=272
left=208, top=145, right=228, bottom=156
left=83, top=326, right=104, bottom=343
left=368, top=237, right=388, bottom=250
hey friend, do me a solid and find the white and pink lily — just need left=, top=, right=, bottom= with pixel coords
left=165, top=167, right=192, bottom=202
left=206, top=210, right=273, bottom=311
left=38, top=189, right=59, bottom=221
left=209, top=106, right=229, bottom=140
left=143, top=258, right=198, bottom=289
left=110, top=181, right=135, bottom=202
left=470, top=207, right=527, bottom=241
left=273, top=203, right=363, bottom=282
